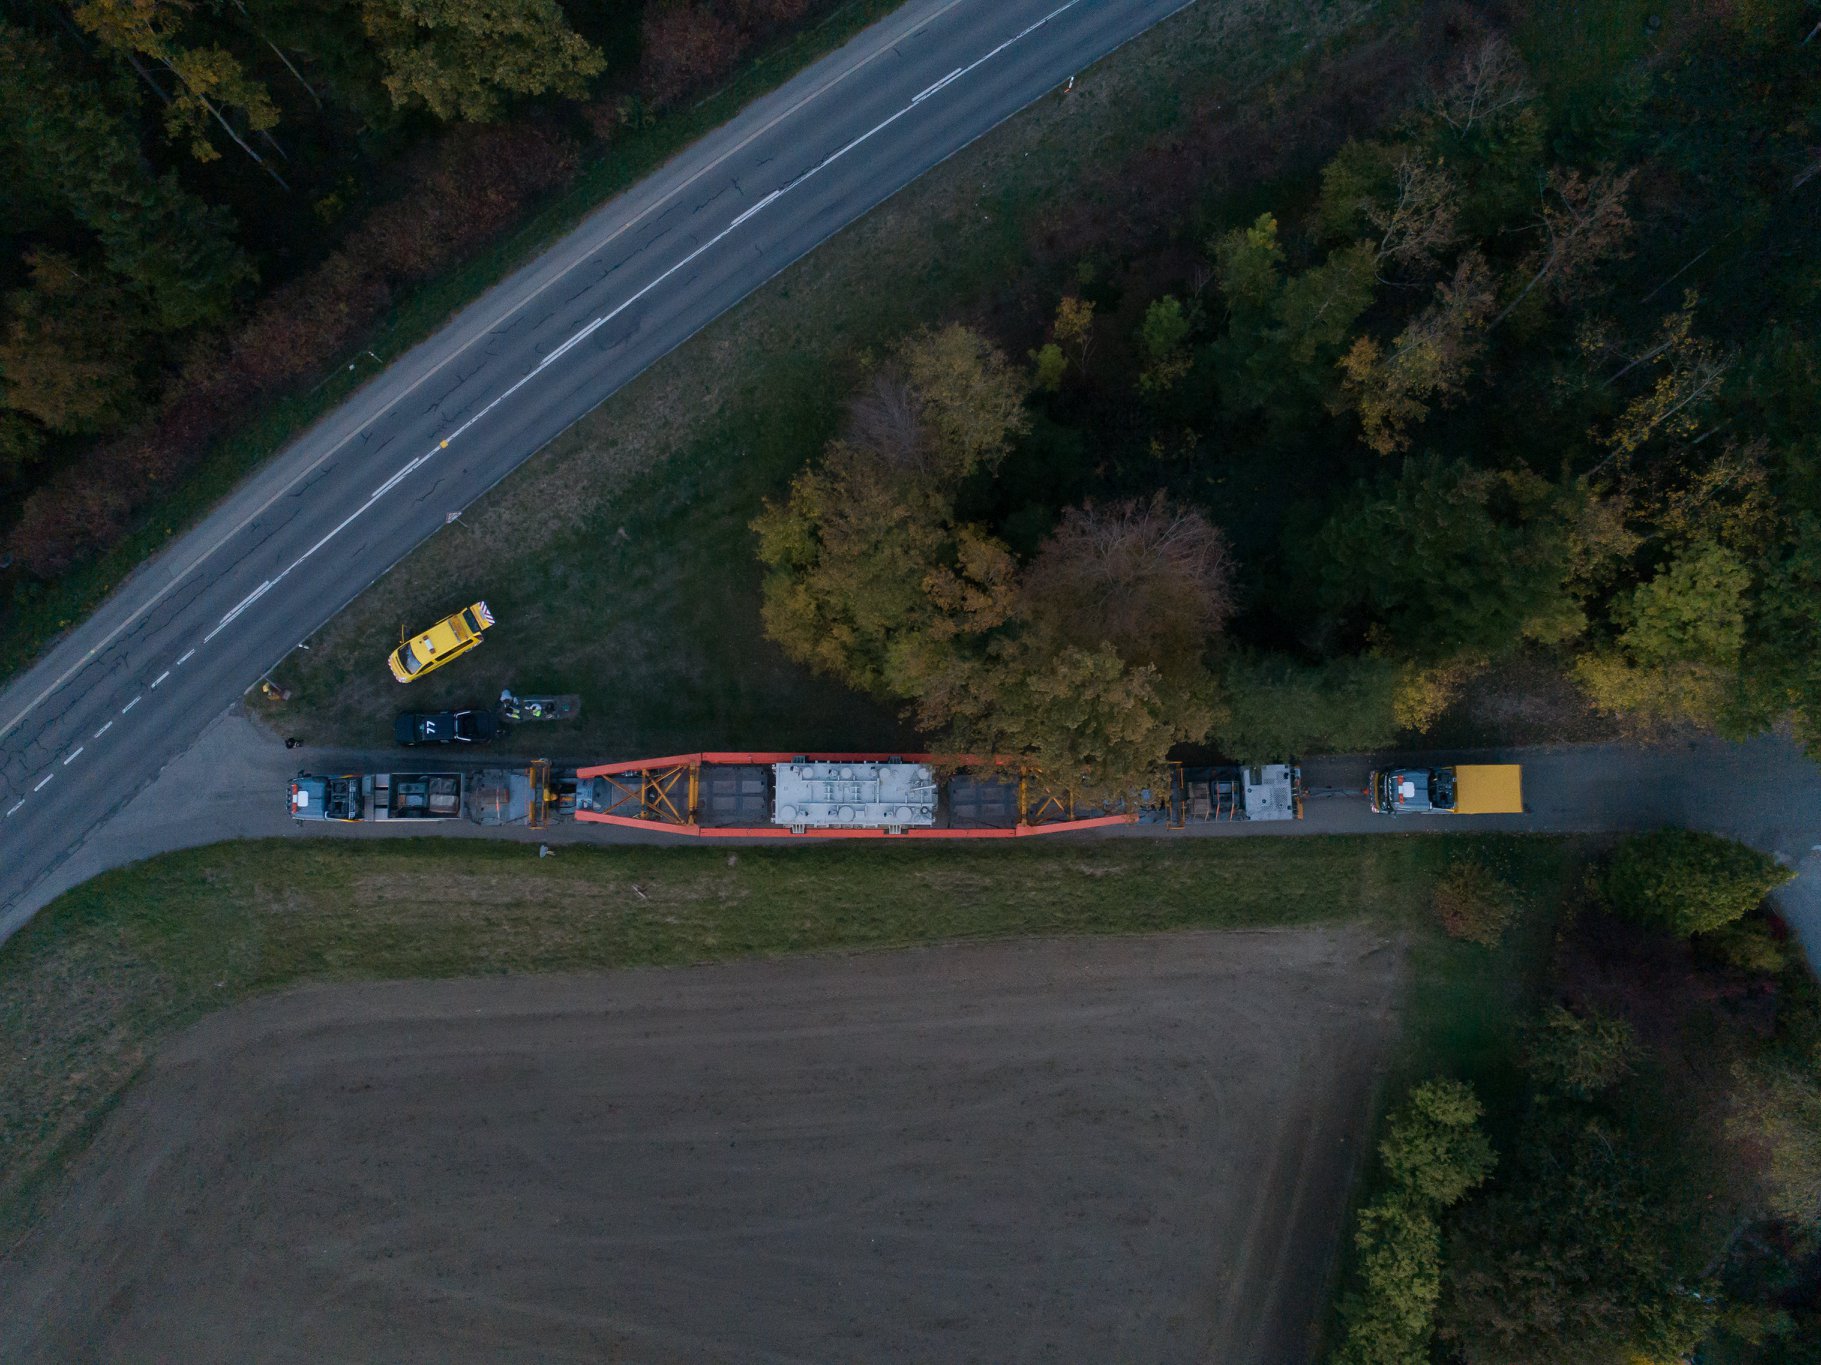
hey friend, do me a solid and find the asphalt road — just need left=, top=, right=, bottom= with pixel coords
left=0, top=0, right=1198, bottom=930
left=18, top=708, right=1821, bottom=970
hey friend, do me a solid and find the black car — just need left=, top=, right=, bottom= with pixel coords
left=394, top=708, right=499, bottom=746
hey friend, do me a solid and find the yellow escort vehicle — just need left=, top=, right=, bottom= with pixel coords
left=387, top=601, right=494, bottom=683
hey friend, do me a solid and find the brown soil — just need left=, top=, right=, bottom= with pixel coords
left=0, top=927, right=1403, bottom=1364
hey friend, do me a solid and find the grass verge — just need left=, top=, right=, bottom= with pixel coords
left=2, top=831, right=1574, bottom=1242
left=0, top=0, right=907, bottom=686
left=269, top=0, right=1379, bottom=752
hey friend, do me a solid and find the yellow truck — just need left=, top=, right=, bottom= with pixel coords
left=1370, top=764, right=1524, bottom=816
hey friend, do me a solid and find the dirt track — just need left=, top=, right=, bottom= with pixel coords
left=0, top=929, right=1401, bottom=1363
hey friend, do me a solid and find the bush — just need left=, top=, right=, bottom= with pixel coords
left=1431, top=860, right=1518, bottom=946
left=1603, top=829, right=1794, bottom=937
left=1334, top=1080, right=1494, bottom=1365
left=1523, top=1004, right=1635, bottom=1100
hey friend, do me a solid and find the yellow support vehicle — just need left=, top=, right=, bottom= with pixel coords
left=1370, top=763, right=1524, bottom=816
left=387, top=601, right=494, bottom=683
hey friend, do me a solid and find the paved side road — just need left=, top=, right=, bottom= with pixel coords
left=0, top=0, right=1200, bottom=938
left=14, top=710, right=1821, bottom=971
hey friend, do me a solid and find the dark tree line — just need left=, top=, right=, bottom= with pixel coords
left=0, top=0, right=827, bottom=591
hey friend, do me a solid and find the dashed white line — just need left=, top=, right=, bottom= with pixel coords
left=5, top=800, right=23, bottom=818
left=94, top=721, right=113, bottom=739
left=122, top=695, right=141, bottom=713
left=176, top=648, right=195, bottom=666
left=33, top=774, right=52, bottom=792
left=151, top=671, right=171, bottom=689
left=62, top=747, right=83, bottom=765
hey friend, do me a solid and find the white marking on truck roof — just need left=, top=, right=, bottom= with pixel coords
left=122, top=696, right=141, bottom=713
left=62, top=747, right=83, bottom=765
left=94, top=721, right=113, bottom=739
left=151, top=671, right=170, bottom=689
left=33, top=774, right=52, bottom=792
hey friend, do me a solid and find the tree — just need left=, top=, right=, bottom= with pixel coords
left=0, top=25, right=250, bottom=330
left=1424, top=36, right=1534, bottom=138
left=895, top=324, right=1030, bottom=481
left=1431, top=859, right=1518, bottom=947
left=936, top=639, right=1214, bottom=807
left=1021, top=496, right=1233, bottom=675
left=1215, top=652, right=1400, bottom=761
left=0, top=252, right=147, bottom=435
left=1523, top=1005, right=1636, bottom=1100
left=73, top=0, right=284, bottom=175
left=360, top=0, right=607, bottom=120
left=1727, top=1052, right=1821, bottom=1226
left=1602, top=829, right=1794, bottom=936
left=640, top=1, right=741, bottom=107
left=752, top=328, right=1029, bottom=698
left=1213, top=215, right=1379, bottom=422
left=1492, top=167, right=1635, bottom=328
left=1052, top=295, right=1096, bottom=371
left=1338, top=252, right=1495, bottom=454
left=753, top=441, right=957, bottom=696
left=1137, top=295, right=1194, bottom=394
left=1334, top=1080, right=1494, bottom=1365
left=1575, top=541, right=1752, bottom=728
left=1379, top=1080, right=1498, bottom=1206
left=1440, top=1111, right=1716, bottom=1365
left=1597, top=293, right=1733, bottom=466
left=1318, top=457, right=1580, bottom=661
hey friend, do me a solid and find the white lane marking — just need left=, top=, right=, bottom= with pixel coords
left=369, top=453, right=429, bottom=502
left=914, top=67, right=964, bottom=103
left=730, top=190, right=781, bottom=229
left=122, top=695, right=141, bottom=713
left=62, top=747, right=83, bottom=765
left=151, top=671, right=171, bottom=689
left=0, top=0, right=974, bottom=746
left=5, top=800, right=22, bottom=817
left=538, top=316, right=609, bottom=370
left=33, top=774, right=52, bottom=792
left=94, top=721, right=113, bottom=739
left=176, top=649, right=195, bottom=666
left=203, top=580, right=274, bottom=644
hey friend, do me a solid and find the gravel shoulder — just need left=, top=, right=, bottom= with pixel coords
left=0, top=927, right=1402, bottom=1364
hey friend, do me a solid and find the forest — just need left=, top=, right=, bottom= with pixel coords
left=0, top=0, right=832, bottom=645
left=1335, top=831, right=1819, bottom=1364
left=754, top=0, right=1821, bottom=798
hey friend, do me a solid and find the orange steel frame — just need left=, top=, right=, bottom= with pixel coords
left=572, top=753, right=1134, bottom=839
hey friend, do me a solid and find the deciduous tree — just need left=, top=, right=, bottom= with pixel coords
left=360, top=0, right=606, bottom=120
left=0, top=252, right=147, bottom=435
left=1523, top=1005, right=1636, bottom=1099
left=1021, top=495, right=1232, bottom=675
left=1339, top=252, right=1494, bottom=454
left=1318, top=457, right=1580, bottom=661
left=1602, top=829, right=1793, bottom=936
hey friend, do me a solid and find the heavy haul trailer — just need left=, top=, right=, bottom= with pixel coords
left=289, top=761, right=565, bottom=827
left=1369, top=763, right=1525, bottom=815
left=570, top=754, right=1305, bottom=837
